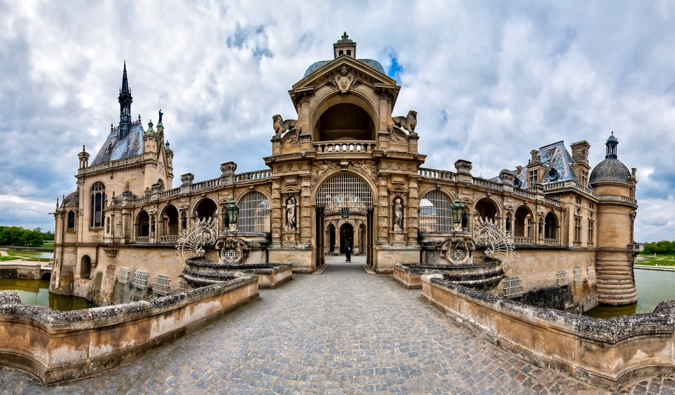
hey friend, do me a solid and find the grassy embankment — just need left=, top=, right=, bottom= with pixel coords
left=635, top=253, right=675, bottom=267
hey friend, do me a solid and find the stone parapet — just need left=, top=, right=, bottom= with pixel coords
left=422, top=274, right=675, bottom=390
left=0, top=275, right=259, bottom=384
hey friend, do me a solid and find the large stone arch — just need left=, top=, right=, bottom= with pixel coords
left=312, top=171, right=376, bottom=209
left=310, top=91, right=380, bottom=142
left=473, top=196, right=502, bottom=220
left=514, top=204, right=535, bottom=238
left=192, top=197, right=218, bottom=220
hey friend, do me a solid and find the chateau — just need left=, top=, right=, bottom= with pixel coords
left=51, top=34, right=639, bottom=311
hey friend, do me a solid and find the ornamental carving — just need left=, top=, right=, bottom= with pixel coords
left=312, top=161, right=338, bottom=181
left=216, top=237, right=250, bottom=265
left=272, top=114, right=298, bottom=136
left=473, top=217, right=515, bottom=269
left=391, top=110, right=417, bottom=134
left=282, top=129, right=299, bottom=145
left=352, top=160, right=377, bottom=182
left=175, top=217, right=218, bottom=264
left=327, top=66, right=361, bottom=94
left=440, top=238, right=474, bottom=265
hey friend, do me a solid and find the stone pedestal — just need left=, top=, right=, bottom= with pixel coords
left=390, top=230, right=406, bottom=246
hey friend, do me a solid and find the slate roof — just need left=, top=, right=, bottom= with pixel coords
left=491, top=141, right=582, bottom=188
left=590, top=158, right=632, bottom=185
left=90, top=120, right=145, bottom=166
left=304, top=58, right=385, bottom=77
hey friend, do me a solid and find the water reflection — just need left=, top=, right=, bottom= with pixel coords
left=584, top=268, right=675, bottom=318
left=0, top=279, right=96, bottom=311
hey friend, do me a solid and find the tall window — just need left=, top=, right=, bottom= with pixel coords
left=67, top=211, right=75, bottom=230
left=581, top=170, right=589, bottom=188
left=419, top=191, right=452, bottom=233
left=239, top=192, right=270, bottom=233
left=90, top=182, right=105, bottom=228
left=574, top=217, right=581, bottom=242
left=588, top=219, right=594, bottom=244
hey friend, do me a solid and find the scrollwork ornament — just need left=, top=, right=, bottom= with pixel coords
left=175, top=217, right=218, bottom=264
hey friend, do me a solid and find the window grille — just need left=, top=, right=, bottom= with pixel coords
left=556, top=270, right=569, bottom=286
left=316, top=173, right=374, bottom=211
left=133, top=270, right=148, bottom=290
left=503, top=276, right=523, bottom=297
left=118, top=267, right=130, bottom=284
left=574, top=268, right=583, bottom=287
left=419, top=191, right=453, bottom=233
left=238, top=192, right=270, bottom=232
left=587, top=266, right=595, bottom=280
left=153, top=274, right=171, bottom=295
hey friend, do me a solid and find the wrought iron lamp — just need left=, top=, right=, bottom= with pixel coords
left=451, top=196, right=464, bottom=231
left=226, top=198, right=239, bottom=231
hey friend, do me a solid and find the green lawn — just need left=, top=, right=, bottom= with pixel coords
left=635, top=253, right=675, bottom=266
left=0, top=256, right=20, bottom=261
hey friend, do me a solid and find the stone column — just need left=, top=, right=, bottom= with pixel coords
left=271, top=178, right=282, bottom=247
left=300, top=175, right=312, bottom=245
left=407, top=176, right=420, bottom=246
left=377, top=175, right=389, bottom=245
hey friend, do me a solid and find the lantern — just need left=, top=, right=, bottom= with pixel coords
left=226, top=198, right=239, bottom=230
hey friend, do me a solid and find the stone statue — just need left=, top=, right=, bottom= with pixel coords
left=461, top=211, right=468, bottom=229
left=392, top=110, right=417, bottom=134
left=393, top=197, right=403, bottom=231
left=273, top=114, right=297, bottom=136
left=158, top=109, right=163, bottom=123
left=285, top=196, right=297, bottom=230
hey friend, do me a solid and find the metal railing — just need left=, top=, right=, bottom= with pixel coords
left=313, top=140, right=377, bottom=153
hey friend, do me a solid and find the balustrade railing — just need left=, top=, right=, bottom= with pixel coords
left=159, top=235, right=179, bottom=242
left=418, top=168, right=456, bottom=181
left=542, top=197, right=562, bottom=208
left=136, top=236, right=150, bottom=243
left=313, top=140, right=377, bottom=154
left=543, top=238, right=560, bottom=246
left=599, top=195, right=638, bottom=205
left=235, top=169, right=272, bottom=182
left=473, top=177, right=504, bottom=192
left=190, top=178, right=221, bottom=192
left=543, top=180, right=599, bottom=199
left=159, top=188, right=181, bottom=199
left=514, top=237, right=533, bottom=244
left=513, top=188, right=536, bottom=200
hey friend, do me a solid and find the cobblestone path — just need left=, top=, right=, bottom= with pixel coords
left=2, top=258, right=675, bottom=394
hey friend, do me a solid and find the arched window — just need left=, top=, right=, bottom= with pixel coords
left=545, top=212, right=558, bottom=240
left=514, top=206, right=533, bottom=238
left=137, top=210, right=150, bottom=237
left=90, top=182, right=105, bottom=228
left=239, top=192, right=270, bottom=233
left=419, top=191, right=452, bottom=233
left=80, top=255, right=92, bottom=279
left=161, top=204, right=179, bottom=236
left=475, top=198, right=498, bottom=220
left=67, top=211, right=75, bottom=230
left=195, top=199, right=218, bottom=220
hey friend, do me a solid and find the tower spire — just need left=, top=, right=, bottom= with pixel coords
left=118, top=61, right=133, bottom=138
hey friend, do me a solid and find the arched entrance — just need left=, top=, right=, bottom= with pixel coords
left=315, top=172, right=374, bottom=267
left=340, top=223, right=354, bottom=253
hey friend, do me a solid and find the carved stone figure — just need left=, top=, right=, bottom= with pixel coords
left=328, top=66, right=361, bottom=94
left=393, top=197, right=404, bottom=231
left=158, top=109, right=163, bottom=123
left=392, top=110, right=417, bottom=134
left=272, top=114, right=297, bottom=136
left=285, top=196, right=297, bottom=230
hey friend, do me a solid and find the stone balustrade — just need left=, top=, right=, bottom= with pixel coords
left=235, top=169, right=272, bottom=183
left=513, top=237, right=533, bottom=244
left=313, top=140, right=377, bottom=154
left=418, top=167, right=456, bottom=181
left=513, top=188, right=536, bottom=200
left=190, top=177, right=222, bottom=192
left=159, top=235, right=179, bottom=243
left=136, top=236, right=150, bottom=243
left=544, top=180, right=599, bottom=199
left=159, top=188, right=182, bottom=199
left=543, top=238, right=560, bottom=246
left=599, top=195, right=638, bottom=206
left=472, top=177, right=504, bottom=191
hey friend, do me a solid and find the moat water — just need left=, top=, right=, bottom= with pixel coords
left=0, top=279, right=96, bottom=311
left=584, top=268, right=675, bottom=318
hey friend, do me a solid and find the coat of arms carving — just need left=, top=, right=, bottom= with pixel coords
left=328, top=66, right=361, bottom=94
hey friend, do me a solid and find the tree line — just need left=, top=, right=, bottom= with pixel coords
left=642, top=240, right=675, bottom=255
left=0, top=226, right=53, bottom=247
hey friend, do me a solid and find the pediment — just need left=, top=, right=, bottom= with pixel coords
left=290, top=57, right=399, bottom=101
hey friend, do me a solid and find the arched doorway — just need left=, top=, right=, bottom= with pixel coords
left=326, top=224, right=336, bottom=254
left=137, top=210, right=150, bottom=237
left=340, top=223, right=354, bottom=253
left=195, top=199, right=218, bottom=220
left=545, top=212, right=558, bottom=240
left=475, top=198, right=498, bottom=220
left=80, top=255, right=91, bottom=280
left=315, top=172, right=374, bottom=267
left=514, top=205, right=533, bottom=239
left=161, top=204, right=179, bottom=238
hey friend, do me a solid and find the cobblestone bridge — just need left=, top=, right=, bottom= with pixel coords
left=1, top=257, right=674, bottom=394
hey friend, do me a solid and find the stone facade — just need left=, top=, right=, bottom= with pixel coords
left=51, top=34, right=639, bottom=311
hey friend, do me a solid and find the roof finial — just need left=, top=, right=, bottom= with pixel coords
left=342, top=31, right=348, bottom=40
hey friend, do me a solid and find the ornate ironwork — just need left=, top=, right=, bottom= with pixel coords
left=175, top=217, right=218, bottom=264
left=473, top=217, right=515, bottom=269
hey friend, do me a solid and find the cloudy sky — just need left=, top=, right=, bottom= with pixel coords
left=1, top=1, right=674, bottom=242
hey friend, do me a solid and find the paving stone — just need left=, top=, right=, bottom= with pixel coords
left=1, top=258, right=674, bottom=394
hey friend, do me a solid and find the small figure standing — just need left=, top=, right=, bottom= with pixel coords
left=285, top=196, right=297, bottom=230
left=345, top=239, right=352, bottom=262
left=393, top=197, right=403, bottom=231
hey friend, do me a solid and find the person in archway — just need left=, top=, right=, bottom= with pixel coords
left=345, top=238, right=352, bottom=262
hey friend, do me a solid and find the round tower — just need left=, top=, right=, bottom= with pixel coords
left=590, top=132, right=638, bottom=305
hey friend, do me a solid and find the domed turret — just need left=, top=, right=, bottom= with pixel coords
left=590, top=132, right=631, bottom=185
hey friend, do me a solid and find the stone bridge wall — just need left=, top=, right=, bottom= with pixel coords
left=422, top=274, right=675, bottom=390
left=0, top=275, right=258, bottom=384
